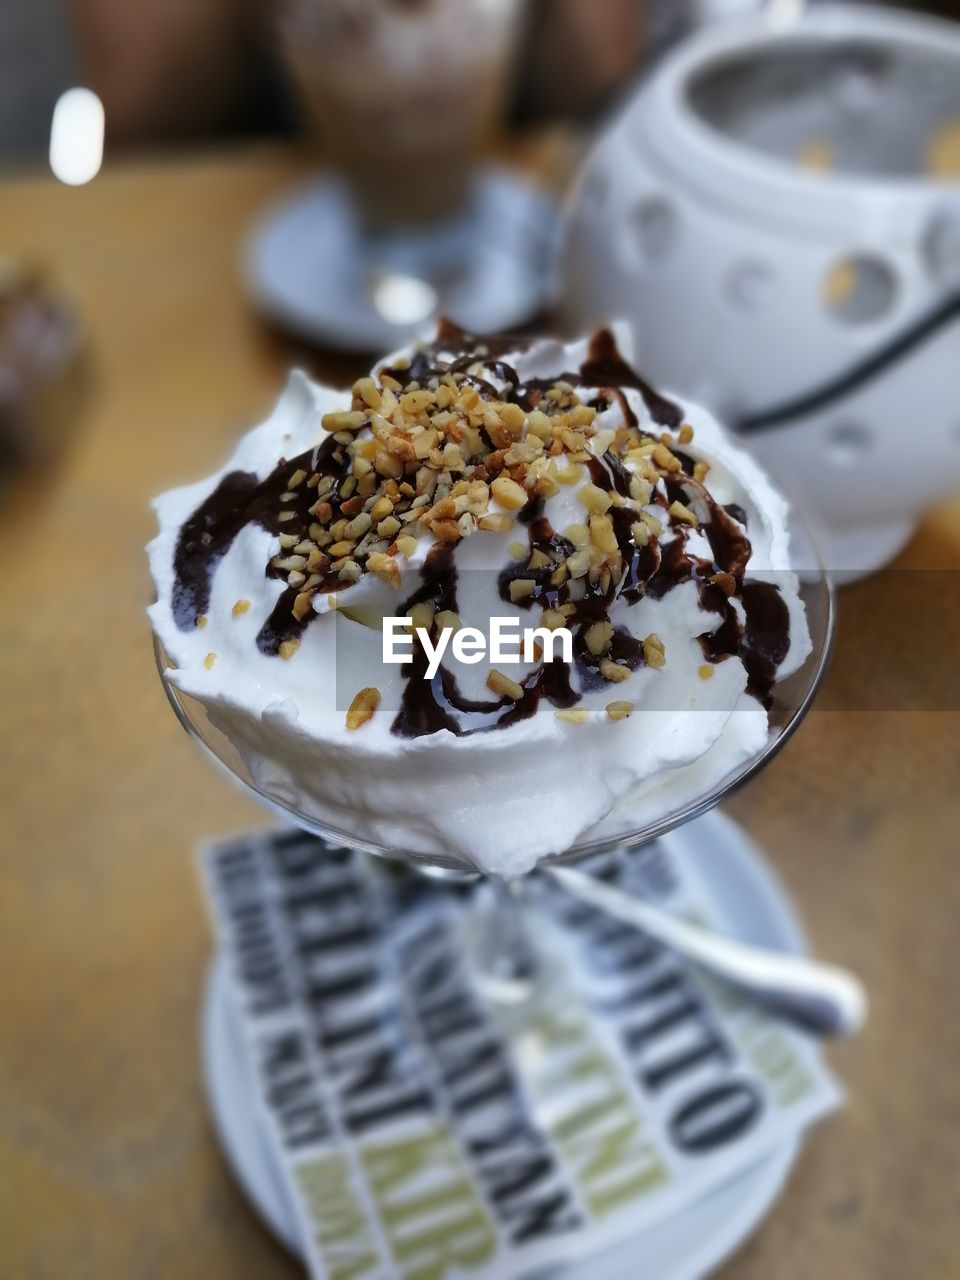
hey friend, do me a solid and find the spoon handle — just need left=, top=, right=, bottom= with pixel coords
left=549, top=865, right=867, bottom=1038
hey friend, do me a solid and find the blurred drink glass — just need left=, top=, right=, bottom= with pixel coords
left=275, top=0, right=523, bottom=232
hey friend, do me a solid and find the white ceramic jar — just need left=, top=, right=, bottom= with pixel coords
left=560, top=4, right=960, bottom=575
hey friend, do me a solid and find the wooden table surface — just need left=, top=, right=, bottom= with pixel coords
left=1, top=143, right=958, bottom=1280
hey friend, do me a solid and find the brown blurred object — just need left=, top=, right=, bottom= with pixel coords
left=515, top=0, right=648, bottom=121
left=0, top=260, right=87, bottom=478
left=67, top=0, right=284, bottom=146
left=0, top=139, right=958, bottom=1280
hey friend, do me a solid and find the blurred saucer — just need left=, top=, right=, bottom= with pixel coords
left=203, top=811, right=808, bottom=1279
left=244, top=167, right=559, bottom=353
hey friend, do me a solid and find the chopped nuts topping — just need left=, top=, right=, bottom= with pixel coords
left=478, top=513, right=514, bottom=534
left=668, top=500, right=698, bottom=527
left=606, top=700, right=633, bottom=721
left=346, top=686, right=381, bottom=728
left=584, top=620, right=613, bottom=656
left=589, top=514, right=619, bottom=556
left=643, top=633, right=666, bottom=669
left=196, top=615, right=208, bottom=629
left=491, top=476, right=529, bottom=511
left=366, top=552, right=401, bottom=590
left=204, top=652, right=216, bottom=669
left=486, top=669, right=524, bottom=701
left=322, top=410, right=366, bottom=433
left=698, top=663, right=715, bottom=680
left=292, top=590, right=316, bottom=621
left=435, top=609, right=461, bottom=633
left=652, top=443, right=682, bottom=473
left=508, top=578, right=536, bottom=603
left=352, top=377, right=382, bottom=410
left=556, top=708, right=590, bottom=724
left=600, top=659, right=631, bottom=683
left=578, top=483, right=612, bottom=515
left=245, top=339, right=742, bottom=756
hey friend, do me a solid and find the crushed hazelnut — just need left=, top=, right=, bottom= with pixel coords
left=668, top=500, right=698, bottom=527
left=584, top=620, right=613, bottom=656
left=652, top=443, right=682, bottom=473
left=232, top=599, right=251, bottom=617
left=278, top=639, right=300, bottom=661
left=698, top=663, right=715, bottom=680
left=346, top=686, right=380, bottom=729
left=606, top=700, right=633, bottom=721
left=435, top=609, right=460, bottom=633
left=353, top=377, right=382, bottom=410
left=204, top=652, right=216, bottom=669
left=292, top=590, right=316, bottom=621
left=365, top=552, right=400, bottom=589
left=643, top=633, right=666, bottom=669
left=322, top=410, right=366, bottom=433
left=555, top=708, right=590, bottom=724
left=486, top=669, right=524, bottom=701
left=409, top=601, right=435, bottom=632
left=589, top=514, right=619, bottom=556
left=491, top=476, right=529, bottom=511
left=600, top=659, right=631, bottom=683
left=478, top=513, right=514, bottom=534
left=578, top=483, right=612, bottom=515
left=509, top=579, right=536, bottom=603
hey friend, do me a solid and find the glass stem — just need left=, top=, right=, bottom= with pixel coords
left=468, top=876, right=539, bottom=1005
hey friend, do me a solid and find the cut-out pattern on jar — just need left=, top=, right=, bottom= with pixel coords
left=826, top=421, right=872, bottom=467
left=822, top=255, right=898, bottom=325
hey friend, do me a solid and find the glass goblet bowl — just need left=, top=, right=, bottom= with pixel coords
left=154, top=526, right=834, bottom=880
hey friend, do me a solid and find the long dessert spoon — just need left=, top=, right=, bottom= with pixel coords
left=548, top=864, right=867, bottom=1038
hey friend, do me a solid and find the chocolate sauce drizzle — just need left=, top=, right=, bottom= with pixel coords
left=172, top=434, right=352, bottom=654
left=170, top=324, right=792, bottom=734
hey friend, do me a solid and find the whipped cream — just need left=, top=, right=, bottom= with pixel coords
left=148, top=325, right=810, bottom=876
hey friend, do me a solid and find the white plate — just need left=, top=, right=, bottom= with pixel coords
left=244, top=167, right=559, bottom=352
left=203, top=810, right=808, bottom=1279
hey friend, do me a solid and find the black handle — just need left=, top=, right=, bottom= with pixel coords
left=731, top=288, right=960, bottom=434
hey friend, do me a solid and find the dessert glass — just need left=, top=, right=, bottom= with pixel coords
left=155, top=514, right=833, bottom=996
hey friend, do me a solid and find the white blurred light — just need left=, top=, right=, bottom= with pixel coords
left=50, top=88, right=104, bottom=186
left=767, top=0, right=806, bottom=29
left=372, top=274, right=438, bottom=326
